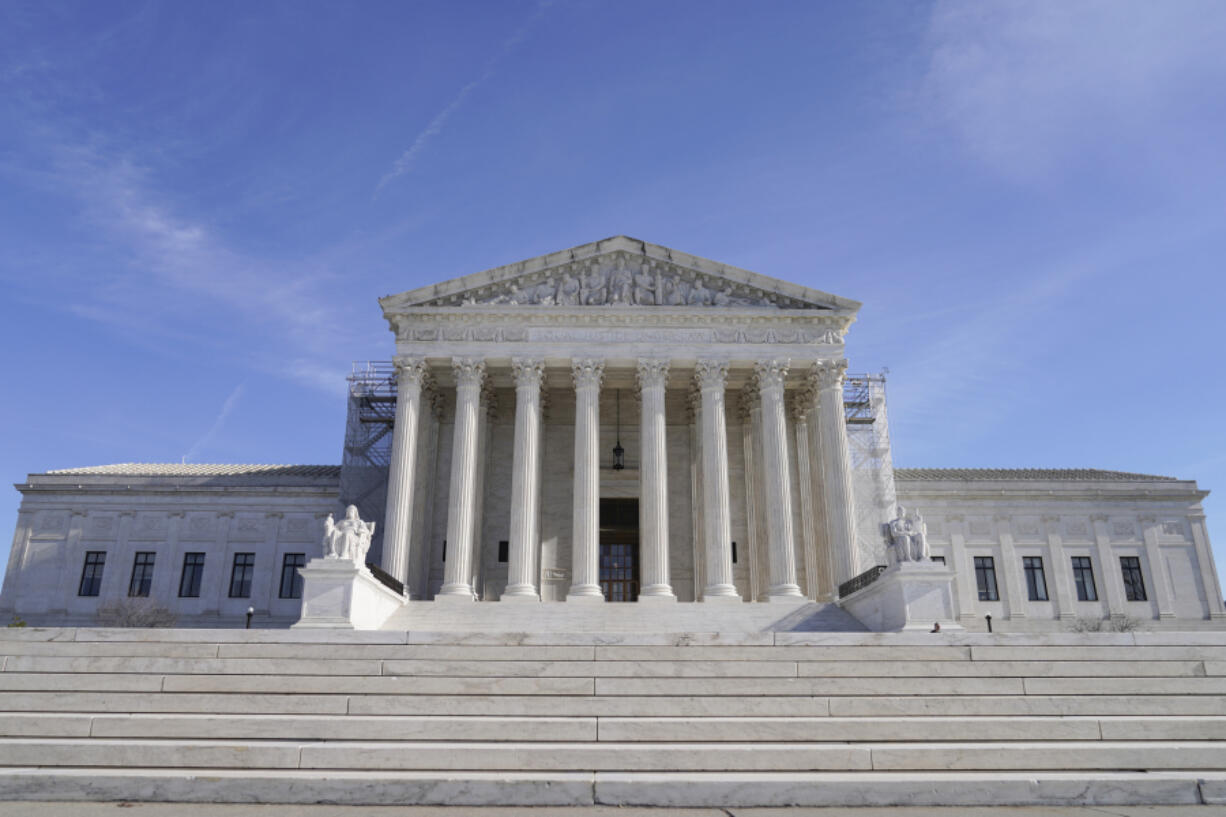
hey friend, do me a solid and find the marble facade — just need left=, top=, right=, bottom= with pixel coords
left=0, top=237, right=1222, bottom=630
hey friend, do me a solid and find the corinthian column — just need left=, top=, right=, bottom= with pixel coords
left=637, top=359, right=675, bottom=601
left=504, top=358, right=545, bottom=601
left=439, top=358, right=485, bottom=599
left=568, top=358, right=605, bottom=602
left=756, top=359, right=803, bottom=600
left=695, top=360, right=739, bottom=601
left=381, top=356, right=429, bottom=590
left=812, top=359, right=859, bottom=589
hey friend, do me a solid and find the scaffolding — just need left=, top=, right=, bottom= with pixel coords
left=845, top=373, right=897, bottom=572
left=338, top=362, right=398, bottom=562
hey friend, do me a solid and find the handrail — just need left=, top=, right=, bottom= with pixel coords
left=838, top=564, right=887, bottom=599
left=365, top=562, right=405, bottom=596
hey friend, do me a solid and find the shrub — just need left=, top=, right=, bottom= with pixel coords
left=96, top=599, right=177, bottom=628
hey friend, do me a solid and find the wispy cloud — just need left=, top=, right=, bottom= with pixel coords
left=918, top=0, right=1226, bottom=182
left=376, top=1, right=552, bottom=193
left=183, top=384, right=244, bottom=463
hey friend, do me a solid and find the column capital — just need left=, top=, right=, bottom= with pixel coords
left=810, top=358, right=849, bottom=391
left=790, top=390, right=813, bottom=422
left=393, top=356, right=430, bottom=386
left=571, top=358, right=605, bottom=389
left=511, top=357, right=546, bottom=388
left=452, top=357, right=487, bottom=387
left=737, top=380, right=759, bottom=422
left=635, top=358, right=670, bottom=388
left=685, top=384, right=702, bottom=422
left=694, top=359, right=729, bottom=390
left=753, top=359, right=790, bottom=391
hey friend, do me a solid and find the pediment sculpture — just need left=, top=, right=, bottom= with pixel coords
left=322, top=505, right=376, bottom=565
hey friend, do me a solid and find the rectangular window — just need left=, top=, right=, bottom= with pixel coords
left=731, top=541, right=738, bottom=564
left=441, top=540, right=446, bottom=562
left=974, top=556, right=999, bottom=601
left=128, top=552, right=155, bottom=598
left=1120, top=556, right=1148, bottom=601
left=228, top=552, right=255, bottom=598
left=279, top=553, right=306, bottom=599
left=1071, top=556, right=1098, bottom=602
left=178, top=552, right=205, bottom=598
left=1023, top=556, right=1049, bottom=601
left=78, top=551, right=106, bottom=597
left=498, top=540, right=509, bottom=563
left=931, top=555, right=946, bottom=565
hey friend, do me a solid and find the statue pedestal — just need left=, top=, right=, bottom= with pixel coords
left=292, top=558, right=403, bottom=630
left=840, top=561, right=964, bottom=632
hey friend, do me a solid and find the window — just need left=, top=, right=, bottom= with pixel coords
left=1120, top=556, right=1148, bottom=601
left=229, top=553, right=255, bottom=598
left=731, top=541, right=738, bottom=564
left=78, top=551, right=106, bottom=597
left=128, top=552, right=155, bottom=597
left=179, top=553, right=205, bottom=598
left=931, top=555, right=946, bottom=565
left=498, top=541, right=509, bottom=563
left=279, top=553, right=306, bottom=599
left=974, top=556, right=998, bottom=601
left=441, top=540, right=446, bottom=562
left=1023, top=556, right=1048, bottom=601
left=1071, top=556, right=1098, bottom=602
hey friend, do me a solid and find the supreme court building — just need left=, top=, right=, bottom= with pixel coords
left=2, top=237, right=1222, bottom=630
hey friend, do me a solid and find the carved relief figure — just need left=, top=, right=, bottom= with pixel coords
left=531, top=277, right=556, bottom=305
left=607, top=260, right=633, bottom=305
left=661, top=276, right=683, bottom=305
left=323, top=505, right=376, bottom=564
left=633, top=268, right=657, bottom=305
left=556, top=272, right=581, bottom=305
left=686, top=277, right=712, bottom=306
left=581, top=266, right=608, bottom=305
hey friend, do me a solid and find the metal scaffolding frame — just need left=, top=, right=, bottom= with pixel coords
left=845, top=373, right=897, bottom=571
left=338, top=362, right=397, bottom=561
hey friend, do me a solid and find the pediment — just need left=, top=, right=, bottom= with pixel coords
left=380, top=236, right=860, bottom=314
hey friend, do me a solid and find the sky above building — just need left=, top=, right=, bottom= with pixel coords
left=2, top=1, right=1225, bottom=594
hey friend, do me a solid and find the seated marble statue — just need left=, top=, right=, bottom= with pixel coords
left=888, top=505, right=929, bottom=564
left=322, top=505, right=376, bottom=565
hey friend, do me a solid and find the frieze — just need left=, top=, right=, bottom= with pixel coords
left=35, top=511, right=68, bottom=534
left=89, top=515, right=115, bottom=536
left=1065, top=520, right=1089, bottom=537
left=1111, top=521, right=1135, bottom=537
left=1162, top=521, right=1185, bottom=537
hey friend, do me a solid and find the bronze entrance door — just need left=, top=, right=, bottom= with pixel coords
left=599, top=498, right=639, bottom=602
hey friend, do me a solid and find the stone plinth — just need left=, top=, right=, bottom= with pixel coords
left=292, top=558, right=404, bottom=630
left=840, top=561, right=963, bottom=632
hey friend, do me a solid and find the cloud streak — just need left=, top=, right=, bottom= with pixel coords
left=183, top=384, right=244, bottom=463
left=376, top=1, right=552, bottom=193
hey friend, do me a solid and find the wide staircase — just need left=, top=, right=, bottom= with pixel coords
left=1, top=626, right=1226, bottom=807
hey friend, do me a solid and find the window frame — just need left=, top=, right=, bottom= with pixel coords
left=1023, top=555, right=1049, bottom=601
left=974, top=555, right=999, bottom=601
left=78, top=551, right=106, bottom=597
left=228, top=552, right=256, bottom=599
left=178, top=552, right=206, bottom=598
left=128, top=551, right=156, bottom=598
left=1071, top=555, right=1098, bottom=602
left=279, top=553, right=306, bottom=599
left=1120, top=556, right=1148, bottom=602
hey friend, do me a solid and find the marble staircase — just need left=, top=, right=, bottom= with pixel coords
left=2, top=627, right=1226, bottom=807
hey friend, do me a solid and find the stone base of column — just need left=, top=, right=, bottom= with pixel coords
left=567, top=586, right=605, bottom=603
left=292, top=558, right=404, bottom=630
left=434, top=587, right=477, bottom=604
left=768, top=587, right=805, bottom=603
left=702, top=587, right=742, bottom=604
left=839, top=561, right=963, bottom=632
left=637, top=587, right=677, bottom=603
left=500, top=590, right=540, bottom=603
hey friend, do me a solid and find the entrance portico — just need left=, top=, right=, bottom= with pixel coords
left=376, top=236, right=863, bottom=605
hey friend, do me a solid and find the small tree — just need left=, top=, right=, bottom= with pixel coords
left=96, top=599, right=177, bottom=628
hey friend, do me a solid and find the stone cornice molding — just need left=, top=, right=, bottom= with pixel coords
left=380, top=236, right=861, bottom=315
left=753, top=359, right=790, bottom=391
left=571, top=358, right=605, bottom=390
left=1091, top=513, right=1110, bottom=522
left=635, top=359, right=670, bottom=389
left=452, top=357, right=487, bottom=388
left=694, top=360, right=729, bottom=391
left=511, top=358, right=546, bottom=389
left=811, top=359, right=849, bottom=391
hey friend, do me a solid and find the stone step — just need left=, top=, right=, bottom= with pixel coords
left=6, top=768, right=1217, bottom=808
left=2, top=738, right=1223, bottom=772
left=6, top=713, right=1221, bottom=742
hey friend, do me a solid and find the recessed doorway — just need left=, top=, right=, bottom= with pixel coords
left=599, top=498, right=639, bottom=602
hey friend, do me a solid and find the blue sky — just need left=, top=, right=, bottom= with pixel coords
left=3, top=1, right=1225, bottom=591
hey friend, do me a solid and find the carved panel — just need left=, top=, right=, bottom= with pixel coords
left=1111, top=521, right=1136, bottom=538
left=1064, top=520, right=1089, bottom=538
left=133, top=513, right=167, bottom=538
left=88, top=515, right=116, bottom=536
left=968, top=518, right=992, bottom=537
left=35, top=511, right=69, bottom=534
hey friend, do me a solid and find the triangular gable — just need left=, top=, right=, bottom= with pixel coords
left=380, top=236, right=860, bottom=313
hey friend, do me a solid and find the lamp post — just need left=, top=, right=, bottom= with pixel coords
left=984, top=613, right=993, bottom=633
left=246, top=606, right=254, bottom=630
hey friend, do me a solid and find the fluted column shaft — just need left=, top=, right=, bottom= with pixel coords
left=439, top=358, right=485, bottom=598
left=637, top=359, right=675, bottom=600
left=739, top=382, right=765, bottom=601
left=382, top=357, right=428, bottom=590
left=696, top=360, right=739, bottom=600
left=792, top=394, right=819, bottom=601
left=504, top=359, right=545, bottom=600
left=756, top=360, right=803, bottom=599
left=569, top=359, right=605, bottom=601
left=813, top=359, right=859, bottom=589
